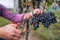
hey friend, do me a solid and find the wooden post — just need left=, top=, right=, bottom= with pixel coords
left=14, top=0, right=19, bottom=13
left=26, top=0, right=30, bottom=40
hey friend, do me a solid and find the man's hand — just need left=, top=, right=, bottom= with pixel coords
left=0, top=24, right=21, bottom=40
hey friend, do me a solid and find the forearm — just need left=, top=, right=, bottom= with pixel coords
left=0, top=4, right=24, bottom=23
left=1, top=10, right=24, bottom=23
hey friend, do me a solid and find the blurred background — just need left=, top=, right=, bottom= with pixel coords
left=0, top=0, right=60, bottom=40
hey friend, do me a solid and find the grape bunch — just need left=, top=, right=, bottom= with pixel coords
left=31, top=12, right=57, bottom=30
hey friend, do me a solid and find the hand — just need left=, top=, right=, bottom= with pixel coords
left=0, top=24, right=21, bottom=40
left=23, top=9, right=42, bottom=20
left=33, top=9, right=42, bottom=15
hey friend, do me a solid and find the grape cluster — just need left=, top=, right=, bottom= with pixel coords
left=31, top=12, right=57, bottom=30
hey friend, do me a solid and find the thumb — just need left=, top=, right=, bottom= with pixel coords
left=12, top=23, right=19, bottom=28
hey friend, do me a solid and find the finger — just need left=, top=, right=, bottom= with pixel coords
left=13, top=23, right=19, bottom=28
left=7, top=24, right=19, bottom=28
left=12, top=26, right=23, bottom=37
left=40, top=10, right=43, bottom=15
left=14, top=29, right=21, bottom=35
left=13, top=29, right=22, bottom=38
left=9, top=36, right=20, bottom=40
left=12, top=36, right=20, bottom=40
left=36, top=10, right=42, bottom=15
left=13, top=33, right=21, bottom=38
left=7, top=33, right=20, bottom=40
left=19, top=29, right=23, bottom=35
left=6, top=24, right=16, bottom=27
left=14, top=28, right=23, bottom=35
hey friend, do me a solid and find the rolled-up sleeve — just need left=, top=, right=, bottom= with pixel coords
left=0, top=4, right=24, bottom=23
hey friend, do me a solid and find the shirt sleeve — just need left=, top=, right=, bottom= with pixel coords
left=0, top=4, right=24, bottom=23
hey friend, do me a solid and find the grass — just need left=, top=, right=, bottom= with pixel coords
left=0, top=17, right=12, bottom=26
